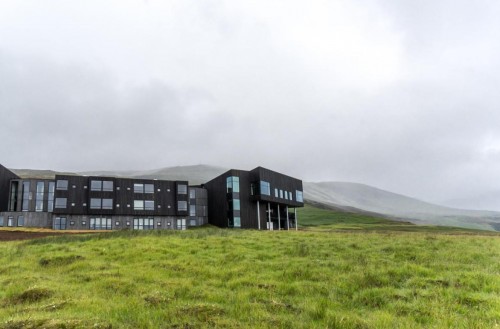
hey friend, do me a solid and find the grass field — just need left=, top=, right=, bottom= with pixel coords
left=0, top=206, right=499, bottom=328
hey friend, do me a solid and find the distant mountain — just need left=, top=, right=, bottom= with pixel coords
left=304, top=182, right=500, bottom=231
left=442, top=191, right=500, bottom=212
left=11, top=168, right=77, bottom=179
left=9, top=165, right=500, bottom=231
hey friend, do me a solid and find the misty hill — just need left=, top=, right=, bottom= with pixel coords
left=10, top=165, right=500, bottom=231
left=304, top=182, right=500, bottom=231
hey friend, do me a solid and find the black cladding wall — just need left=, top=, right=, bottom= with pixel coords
left=0, top=165, right=19, bottom=212
left=52, top=175, right=188, bottom=217
left=204, top=167, right=304, bottom=229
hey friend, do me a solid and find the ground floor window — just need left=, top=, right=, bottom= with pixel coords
left=133, top=218, right=154, bottom=230
left=8, top=216, right=14, bottom=227
left=177, top=219, right=186, bottom=230
left=90, top=218, right=112, bottom=230
left=54, top=217, right=67, bottom=230
left=17, top=216, right=24, bottom=227
left=0, top=216, right=3, bottom=227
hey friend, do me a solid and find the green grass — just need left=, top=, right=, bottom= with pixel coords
left=0, top=207, right=499, bottom=328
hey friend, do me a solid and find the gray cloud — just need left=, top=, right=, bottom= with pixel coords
left=1, top=0, right=500, bottom=208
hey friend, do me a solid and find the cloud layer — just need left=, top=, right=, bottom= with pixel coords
left=1, top=0, right=500, bottom=206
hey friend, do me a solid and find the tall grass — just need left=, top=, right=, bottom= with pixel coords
left=0, top=207, right=499, bottom=328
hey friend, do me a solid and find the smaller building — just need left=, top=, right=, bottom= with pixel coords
left=204, top=167, right=304, bottom=230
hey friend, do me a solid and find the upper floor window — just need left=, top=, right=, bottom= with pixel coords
left=260, top=181, right=271, bottom=196
left=103, top=181, right=114, bottom=191
left=134, top=183, right=154, bottom=193
left=226, top=176, right=240, bottom=193
left=91, top=180, right=114, bottom=191
left=190, top=205, right=196, bottom=216
left=189, top=189, right=196, bottom=199
left=22, top=181, right=30, bottom=211
left=233, top=199, right=241, bottom=211
left=54, top=198, right=67, bottom=208
left=279, top=190, right=283, bottom=198
left=275, top=188, right=278, bottom=198
left=35, top=182, right=44, bottom=212
left=289, top=191, right=293, bottom=201
left=177, top=201, right=187, bottom=211
left=296, top=190, right=304, bottom=203
left=56, top=180, right=68, bottom=190
left=134, top=200, right=144, bottom=210
left=177, top=184, right=187, bottom=194
left=48, top=182, right=55, bottom=212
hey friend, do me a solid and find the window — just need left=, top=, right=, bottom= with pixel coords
left=90, top=198, right=101, bottom=209
left=296, top=190, right=304, bottom=202
left=134, top=183, right=144, bottom=193
left=250, top=183, right=255, bottom=195
left=22, top=181, right=30, bottom=211
left=54, top=198, right=67, bottom=209
left=90, top=218, right=112, bottom=230
left=144, top=184, right=154, bottom=194
left=190, top=205, right=196, bottom=216
left=102, top=181, right=113, bottom=191
left=35, top=182, right=44, bottom=212
left=54, top=217, right=67, bottom=230
left=8, top=216, right=13, bottom=227
left=285, top=191, right=288, bottom=200
left=233, top=199, right=241, bottom=211
left=189, top=189, right=196, bottom=199
left=275, top=188, right=278, bottom=198
left=177, top=201, right=187, bottom=211
left=177, top=218, right=186, bottom=230
left=134, top=200, right=144, bottom=210
left=0, top=216, right=3, bottom=227
left=260, top=181, right=270, bottom=196
left=289, top=191, right=293, bottom=201
left=279, top=190, right=283, bottom=199
left=177, top=184, right=187, bottom=194
left=133, top=218, right=154, bottom=230
left=17, top=216, right=24, bottom=227
left=91, top=180, right=102, bottom=191
left=144, top=200, right=154, bottom=211
left=48, top=182, right=55, bottom=212
left=56, top=180, right=68, bottom=190
left=102, top=198, right=113, bottom=210
left=226, top=176, right=239, bottom=193
left=234, top=217, right=241, bottom=228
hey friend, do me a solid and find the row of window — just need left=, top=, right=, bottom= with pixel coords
left=0, top=215, right=23, bottom=227
left=56, top=180, right=188, bottom=195
left=275, top=188, right=293, bottom=201
left=53, top=197, right=188, bottom=211
left=52, top=217, right=182, bottom=230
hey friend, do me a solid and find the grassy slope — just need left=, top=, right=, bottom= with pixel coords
left=0, top=207, right=499, bottom=329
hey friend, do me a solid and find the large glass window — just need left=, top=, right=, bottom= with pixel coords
left=177, top=184, right=187, bottom=194
left=48, top=182, right=55, bottom=212
left=296, top=190, right=304, bottom=202
left=134, top=200, right=144, bottom=210
left=35, top=182, right=44, bottom=212
left=90, top=218, right=112, bottom=230
left=54, top=198, right=67, bottom=209
left=190, top=205, right=196, bottom=216
left=90, top=198, right=101, bottom=209
left=56, top=180, right=68, bottom=190
left=233, top=199, right=241, bottom=211
left=177, top=201, right=187, bottom=211
left=133, top=218, right=154, bottom=230
left=260, top=181, right=270, bottom=196
left=226, top=176, right=240, bottom=193
left=134, top=183, right=144, bottom=193
left=17, top=216, right=24, bottom=227
left=91, top=180, right=102, bottom=191
left=144, top=200, right=154, bottom=211
left=54, top=217, right=67, bottom=230
left=102, top=181, right=114, bottom=191
left=102, top=199, right=113, bottom=210
left=22, top=181, right=30, bottom=211
left=144, top=184, right=154, bottom=193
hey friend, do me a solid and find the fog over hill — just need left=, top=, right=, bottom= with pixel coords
left=11, top=165, right=500, bottom=231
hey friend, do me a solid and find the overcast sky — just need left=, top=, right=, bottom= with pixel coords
left=1, top=0, right=500, bottom=206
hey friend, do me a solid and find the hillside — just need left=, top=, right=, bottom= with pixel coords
left=10, top=165, right=500, bottom=231
left=304, top=182, right=500, bottom=231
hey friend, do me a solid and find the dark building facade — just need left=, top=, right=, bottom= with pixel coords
left=204, top=167, right=304, bottom=230
left=0, top=164, right=303, bottom=231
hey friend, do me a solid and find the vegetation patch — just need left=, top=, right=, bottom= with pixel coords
left=4, top=287, right=53, bottom=305
left=38, top=255, right=84, bottom=267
